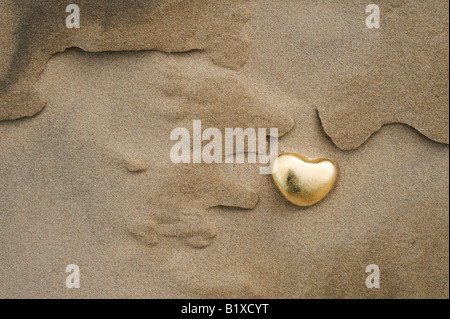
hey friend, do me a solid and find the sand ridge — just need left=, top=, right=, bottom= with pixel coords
left=0, top=0, right=251, bottom=120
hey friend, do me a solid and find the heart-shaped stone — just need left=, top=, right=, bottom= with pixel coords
left=271, top=153, right=338, bottom=207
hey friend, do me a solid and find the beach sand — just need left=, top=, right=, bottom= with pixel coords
left=0, top=0, right=448, bottom=298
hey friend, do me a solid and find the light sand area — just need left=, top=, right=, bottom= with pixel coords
left=0, top=0, right=448, bottom=298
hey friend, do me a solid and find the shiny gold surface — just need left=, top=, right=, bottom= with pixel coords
left=271, top=153, right=338, bottom=207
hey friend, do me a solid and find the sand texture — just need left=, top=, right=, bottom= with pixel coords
left=0, top=0, right=250, bottom=120
left=249, top=0, right=449, bottom=150
left=0, top=0, right=448, bottom=298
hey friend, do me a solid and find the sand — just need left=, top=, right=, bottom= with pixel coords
left=0, top=0, right=448, bottom=298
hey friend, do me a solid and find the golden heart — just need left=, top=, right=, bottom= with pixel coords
left=271, top=153, right=338, bottom=207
